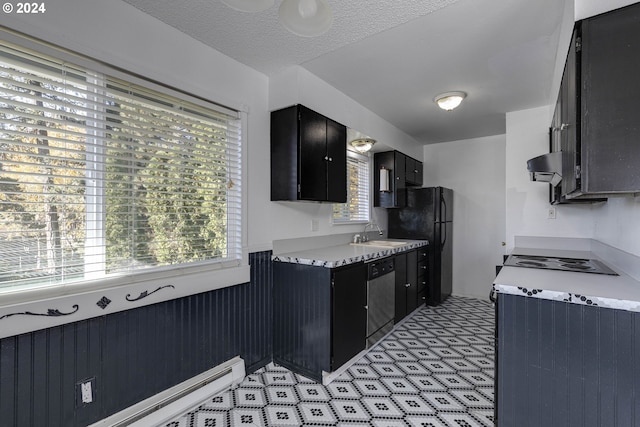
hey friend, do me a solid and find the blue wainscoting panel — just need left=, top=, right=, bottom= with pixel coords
left=497, top=293, right=640, bottom=427
left=0, top=251, right=273, bottom=427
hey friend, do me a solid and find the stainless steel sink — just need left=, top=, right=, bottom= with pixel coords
left=350, top=240, right=408, bottom=248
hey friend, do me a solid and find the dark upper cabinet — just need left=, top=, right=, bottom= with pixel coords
left=549, top=30, right=606, bottom=205
left=405, top=156, right=423, bottom=186
left=325, top=117, right=348, bottom=202
left=374, top=150, right=423, bottom=208
left=559, top=3, right=640, bottom=200
left=271, top=104, right=347, bottom=203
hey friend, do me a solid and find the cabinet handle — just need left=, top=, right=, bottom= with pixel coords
left=414, top=169, right=418, bottom=173
left=421, top=266, right=427, bottom=270
left=405, top=283, right=410, bottom=288
left=422, top=281, right=426, bottom=285
left=328, top=157, right=333, bottom=162
left=324, top=156, right=329, bottom=160
left=422, top=296, right=426, bottom=300
left=364, top=305, right=369, bottom=310
left=552, top=123, right=570, bottom=132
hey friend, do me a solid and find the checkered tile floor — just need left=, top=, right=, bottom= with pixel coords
left=164, top=295, right=495, bottom=426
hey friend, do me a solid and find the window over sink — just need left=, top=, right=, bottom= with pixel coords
left=332, top=150, right=370, bottom=224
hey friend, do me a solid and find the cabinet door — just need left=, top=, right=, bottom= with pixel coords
left=561, top=28, right=579, bottom=196
left=394, top=252, right=407, bottom=323
left=406, top=250, right=418, bottom=314
left=417, top=248, right=428, bottom=305
left=405, top=156, right=416, bottom=184
left=326, top=118, right=347, bottom=203
left=299, top=106, right=328, bottom=201
left=270, top=105, right=300, bottom=201
left=394, top=152, right=407, bottom=208
left=332, top=264, right=367, bottom=370
left=405, top=157, right=423, bottom=186
left=415, top=161, right=423, bottom=186
left=581, top=4, right=640, bottom=193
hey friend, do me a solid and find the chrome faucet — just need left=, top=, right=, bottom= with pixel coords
left=362, top=222, right=383, bottom=242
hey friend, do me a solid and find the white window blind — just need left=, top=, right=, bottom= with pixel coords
left=0, top=40, right=242, bottom=290
left=332, top=151, right=370, bottom=223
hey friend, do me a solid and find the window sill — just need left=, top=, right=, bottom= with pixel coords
left=331, top=220, right=371, bottom=226
left=0, top=262, right=250, bottom=339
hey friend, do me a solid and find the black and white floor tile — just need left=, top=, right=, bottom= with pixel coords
left=164, top=295, right=495, bottom=427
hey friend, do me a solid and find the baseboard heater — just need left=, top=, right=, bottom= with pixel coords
left=90, top=356, right=245, bottom=427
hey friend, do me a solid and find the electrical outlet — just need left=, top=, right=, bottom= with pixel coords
left=547, top=207, right=556, bottom=219
left=310, top=218, right=319, bottom=232
left=76, top=378, right=95, bottom=406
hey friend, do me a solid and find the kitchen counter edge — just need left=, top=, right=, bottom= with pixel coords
left=272, top=240, right=429, bottom=268
left=493, top=246, right=640, bottom=313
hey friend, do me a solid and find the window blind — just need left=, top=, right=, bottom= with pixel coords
left=332, top=151, right=370, bottom=223
left=0, top=40, right=242, bottom=289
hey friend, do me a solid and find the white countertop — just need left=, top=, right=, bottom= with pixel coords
left=272, top=239, right=428, bottom=268
left=494, top=246, right=640, bottom=312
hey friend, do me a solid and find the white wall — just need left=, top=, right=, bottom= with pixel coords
left=505, top=111, right=640, bottom=260
left=260, top=66, right=423, bottom=244
left=423, top=135, right=506, bottom=299
left=505, top=106, right=599, bottom=249
left=593, top=196, right=640, bottom=256
left=575, top=0, right=638, bottom=19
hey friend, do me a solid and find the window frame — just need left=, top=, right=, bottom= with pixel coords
left=332, top=149, right=371, bottom=225
left=0, top=28, right=249, bottom=339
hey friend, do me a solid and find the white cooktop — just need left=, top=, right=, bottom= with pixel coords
left=494, top=245, right=640, bottom=312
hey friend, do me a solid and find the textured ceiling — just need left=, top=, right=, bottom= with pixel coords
left=121, top=0, right=569, bottom=144
left=121, top=0, right=462, bottom=75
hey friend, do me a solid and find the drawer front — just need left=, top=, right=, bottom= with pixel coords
left=418, top=259, right=428, bottom=278
left=418, top=276, right=427, bottom=294
left=417, top=289, right=427, bottom=306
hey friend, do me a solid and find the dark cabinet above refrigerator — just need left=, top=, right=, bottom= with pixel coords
left=529, top=3, right=640, bottom=202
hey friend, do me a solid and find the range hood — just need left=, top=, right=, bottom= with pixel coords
left=527, top=152, right=563, bottom=186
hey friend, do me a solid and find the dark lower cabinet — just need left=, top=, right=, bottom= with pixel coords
left=417, top=248, right=428, bottom=306
left=497, top=293, right=640, bottom=426
left=273, top=261, right=366, bottom=381
left=394, top=249, right=418, bottom=323
left=332, top=265, right=367, bottom=369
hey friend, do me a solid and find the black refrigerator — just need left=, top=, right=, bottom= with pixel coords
left=387, top=187, right=453, bottom=306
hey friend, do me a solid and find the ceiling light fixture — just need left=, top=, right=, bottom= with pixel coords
left=279, top=0, right=333, bottom=37
left=434, top=91, right=467, bottom=111
left=220, top=0, right=274, bottom=13
left=350, top=138, right=376, bottom=153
